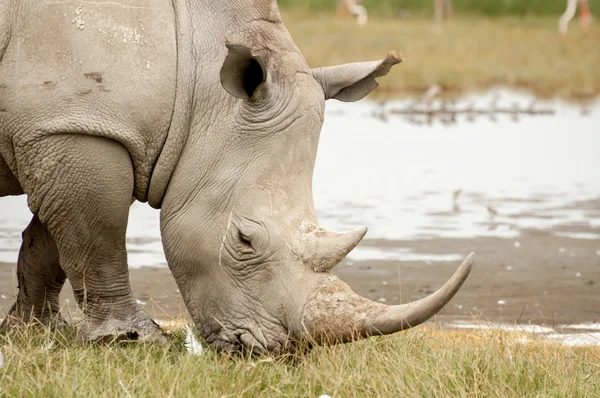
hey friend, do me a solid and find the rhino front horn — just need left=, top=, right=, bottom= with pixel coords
left=301, top=253, right=475, bottom=344
left=298, top=227, right=368, bottom=273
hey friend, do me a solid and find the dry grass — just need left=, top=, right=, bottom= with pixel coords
left=0, top=322, right=599, bottom=397
left=279, top=0, right=570, bottom=16
left=282, top=11, right=600, bottom=99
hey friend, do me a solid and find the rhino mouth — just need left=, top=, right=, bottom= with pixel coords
left=208, top=335, right=267, bottom=354
left=200, top=321, right=290, bottom=354
left=209, top=338, right=248, bottom=353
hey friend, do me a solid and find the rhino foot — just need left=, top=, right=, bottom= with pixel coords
left=78, top=311, right=167, bottom=344
left=1, top=301, right=68, bottom=329
left=2, top=215, right=67, bottom=330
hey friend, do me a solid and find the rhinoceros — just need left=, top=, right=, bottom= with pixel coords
left=0, top=0, right=474, bottom=352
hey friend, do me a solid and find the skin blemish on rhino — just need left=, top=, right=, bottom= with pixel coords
left=42, top=81, right=55, bottom=86
left=84, top=72, right=104, bottom=83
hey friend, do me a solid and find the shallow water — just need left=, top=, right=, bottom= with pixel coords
left=1, top=90, right=599, bottom=268
left=447, top=320, right=600, bottom=347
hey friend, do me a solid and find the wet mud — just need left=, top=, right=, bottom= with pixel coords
left=1, top=220, right=598, bottom=328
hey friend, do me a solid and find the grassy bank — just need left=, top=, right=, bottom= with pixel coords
left=282, top=12, right=600, bottom=98
left=1, top=324, right=599, bottom=397
left=279, top=0, right=574, bottom=17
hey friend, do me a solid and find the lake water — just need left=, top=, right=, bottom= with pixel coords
left=1, top=90, right=599, bottom=268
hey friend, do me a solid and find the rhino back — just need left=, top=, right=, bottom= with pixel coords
left=0, top=0, right=178, bottom=199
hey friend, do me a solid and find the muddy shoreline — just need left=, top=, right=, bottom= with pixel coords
left=1, top=229, right=598, bottom=328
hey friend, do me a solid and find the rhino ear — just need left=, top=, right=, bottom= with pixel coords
left=220, top=43, right=267, bottom=100
left=311, top=53, right=402, bottom=102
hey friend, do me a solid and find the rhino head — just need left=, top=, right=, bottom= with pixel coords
left=154, top=7, right=473, bottom=353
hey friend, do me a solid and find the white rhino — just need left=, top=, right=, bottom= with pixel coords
left=0, top=0, right=473, bottom=352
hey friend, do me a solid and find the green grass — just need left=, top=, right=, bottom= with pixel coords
left=1, top=323, right=599, bottom=397
left=282, top=12, right=600, bottom=98
left=279, top=0, right=581, bottom=17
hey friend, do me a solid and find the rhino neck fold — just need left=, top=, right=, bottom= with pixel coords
left=147, top=0, right=196, bottom=209
left=147, top=0, right=286, bottom=209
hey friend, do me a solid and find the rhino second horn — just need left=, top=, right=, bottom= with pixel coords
left=302, top=253, right=474, bottom=344
left=302, top=227, right=367, bottom=273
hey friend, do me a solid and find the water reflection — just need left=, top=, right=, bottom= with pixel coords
left=315, top=90, right=600, bottom=242
left=372, top=90, right=556, bottom=126
left=1, top=90, right=599, bottom=268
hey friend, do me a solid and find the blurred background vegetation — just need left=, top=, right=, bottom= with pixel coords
left=277, top=1, right=599, bottom=99
left=278, top=0, right=571, bottom=17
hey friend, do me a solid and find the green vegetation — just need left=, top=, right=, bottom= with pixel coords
left=282, top=12, right=600, bottom=98
left=279, top=0, right=578, bottom=17
left=1, top=323, right=599, bottom=397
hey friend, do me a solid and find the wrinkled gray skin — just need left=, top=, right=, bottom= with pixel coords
left=0, top=0, right=474, bottom=352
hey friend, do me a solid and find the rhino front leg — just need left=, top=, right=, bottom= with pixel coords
left=1, top=215, right=66, bottom=327
left=16, top=134, right=164, bottom=343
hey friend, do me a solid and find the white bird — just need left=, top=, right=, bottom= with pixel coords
left=452, top=189, right=462, bottom=212
left=0, top=348, right=4, bottom=369
left=185, top=325, right=204, bottom=356
left=343, top=0, right=368, bottom=25
left=559, top=0, right=578, bottom=35
left=423, top=84, right=441, bottom=102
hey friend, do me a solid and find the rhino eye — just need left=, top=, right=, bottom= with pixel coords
left=229, top=218, right=269, bottom=260
left=237, top=231, right=254, bottom=252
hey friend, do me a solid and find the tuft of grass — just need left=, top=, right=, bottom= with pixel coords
left=281, top=12, right=600, bottom=99
left=0, top=323, right=598, bottom=397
